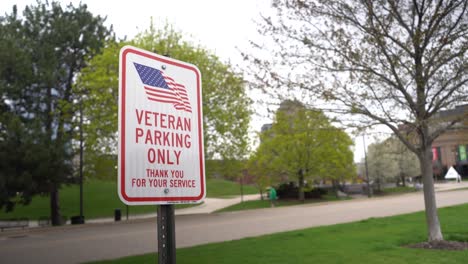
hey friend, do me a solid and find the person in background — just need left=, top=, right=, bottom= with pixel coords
left=269, top=187, right=277, bottom=207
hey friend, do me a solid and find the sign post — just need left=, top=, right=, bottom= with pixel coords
left=118, top=45, right=205, bottom=263
left=158, top=205, right=176, bottom=263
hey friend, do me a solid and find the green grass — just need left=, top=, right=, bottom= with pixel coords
left=0, top=178, right=258, bottom=220
left=205, top=179, right=257, bottom=197
left=443, top=187, right=468, bottom=192
left=216, top=194, right=348, bottom=213
left=92, top=203, right=468, bottom=264
left=377, top=186, right=419, bottom=195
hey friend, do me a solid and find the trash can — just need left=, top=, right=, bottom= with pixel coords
left=114, top=209, right=121, bottom=221
left=71, top=215, right=85, bottom=225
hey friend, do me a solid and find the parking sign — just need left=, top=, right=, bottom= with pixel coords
left=118, top=46, right=205, bottom=205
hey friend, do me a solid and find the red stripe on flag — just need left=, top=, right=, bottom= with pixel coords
left=143, top=72, right=192, bottom=113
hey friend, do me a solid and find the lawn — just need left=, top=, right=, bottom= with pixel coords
left=0, top=178, right=258, bottom=220
left=206, top=178, right=258, bottom=197
left=377, top=186, right=419, bottom=195
left=216, top=194, right=349, bottom=213
left=92, top=203, right=468, bottom=264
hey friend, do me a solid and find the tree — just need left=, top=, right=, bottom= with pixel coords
left=246, top=150, right=274, bottom=200
left=0, top=112, right=44, bottom=211
left=248, top=0, right=467, bottom=242
left=319, top=129, right=356, bottom=196
left=387, top=136, right=421, bottom=186
left=0, top=6, right=36, bottom=211
left=367, top=141, right=398, bottom=192
left=254, top=100, right=354, bottom=201
left=366, top=136, right=421, bottom=191
left=76, top=23, right=251, bottom=180
left=73, top=41, right=120, bottom=180
left=0, top=1, right=112, bottom=225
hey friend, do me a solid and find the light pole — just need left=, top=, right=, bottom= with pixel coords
left=71, top=97, right=85, bottom=225
left=240, top=170, right=245, bottom=203
left=363, top=134, right=371, bottom=197
left=79, top=99, right=84, bottom=221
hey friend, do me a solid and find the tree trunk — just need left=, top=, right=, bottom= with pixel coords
left=401, top=173, right=406, bottom=187
left=298, top=169, right=305, bottom=202
left=419, top=147, right=444, bottom=241
left=332, top=179, right=339, bottom=198
left=50, top=184, right=61, bottom=226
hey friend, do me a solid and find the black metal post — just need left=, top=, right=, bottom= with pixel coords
left=240, top=176, right=244, bottom=203
left=79, top=101, right=84, bottom=219
left=156, top=53, right=176, bottom=264
left=363, top=135, right=371, bottom=198
left=158, top=205, right=176, bottom=264
left=126, top=205, right=129, bottom=220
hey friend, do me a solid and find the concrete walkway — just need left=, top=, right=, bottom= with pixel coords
left=120, top=181, right=468, bottom=218
left=175, top=194, right=261, bottom=215
left=105, top=181, right=467, bottom=219
left=86, top=194, right=261, bottom=224
left=433, top=181, right=468, bottom=191
left=6, top=194, right=261, bottom=228
left=2, top=183, right=468, bottom=264
left=7, top=181, right=468, bottom=228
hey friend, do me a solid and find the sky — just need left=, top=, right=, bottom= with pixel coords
left=1, top=0, right=266, bottom=65
left=0, top=0, right=378, bottom=162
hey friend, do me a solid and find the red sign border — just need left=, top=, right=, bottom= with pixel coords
left=119, top=46, right=205, bottom=203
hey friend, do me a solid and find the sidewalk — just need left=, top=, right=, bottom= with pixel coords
left=30, top=194, right=261, bottom=226
left=3, top=194, right=260, bottom=228
left=4, top=185, right=468, bottom=264
left=6, top=181, right=468, bottom=228
left=87, top=194, right=261, bottom=224
left=175, top=194, right=261, bottom=215
left=433, top=181, right=468, bottom=191
left=50, top=182, right=468, bottom=225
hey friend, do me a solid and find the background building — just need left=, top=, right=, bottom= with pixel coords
left=432, top=105, right=468, bottom=177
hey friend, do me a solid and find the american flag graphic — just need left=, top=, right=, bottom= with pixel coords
left=134, top=62, right=192, bottom=113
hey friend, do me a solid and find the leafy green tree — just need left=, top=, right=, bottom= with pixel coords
left=0, top=1, right=112, bottom=225
left=392, top=138, right=421, bottom=186
left=319, top=129, right=356, bottom=196
left=366, top=136, right=420, bottom=189
left=0, top=112, right=41, bottom=211
left=74, top=41, right=120, bottom=180
left=254, top=100, right=354, bottom=201
left=248, top=0, right=467, bottom=242
left=367, top=141, right=398, bottom=192
left=77, top=23, right=251, bottom=180
left=0, top=5, right=34, bottom=211
left=247, top=145, right=277, bottom=199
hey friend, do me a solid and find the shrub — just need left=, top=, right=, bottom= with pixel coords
left=275, top=182, right=328, bottom=200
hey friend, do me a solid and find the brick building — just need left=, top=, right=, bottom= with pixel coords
left=432, top=105, right=468, bottom=177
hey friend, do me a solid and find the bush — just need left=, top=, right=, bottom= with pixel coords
left=275, top=182, right=328, bottom=200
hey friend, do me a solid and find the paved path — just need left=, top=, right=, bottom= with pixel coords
left=1, top=183, right=468, bottom=264
left=87, top=194, right=261, bottom=224
left=20, top=194, right=261, bottom=227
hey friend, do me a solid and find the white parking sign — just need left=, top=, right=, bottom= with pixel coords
left=118, top=46, right=205, bottom=205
